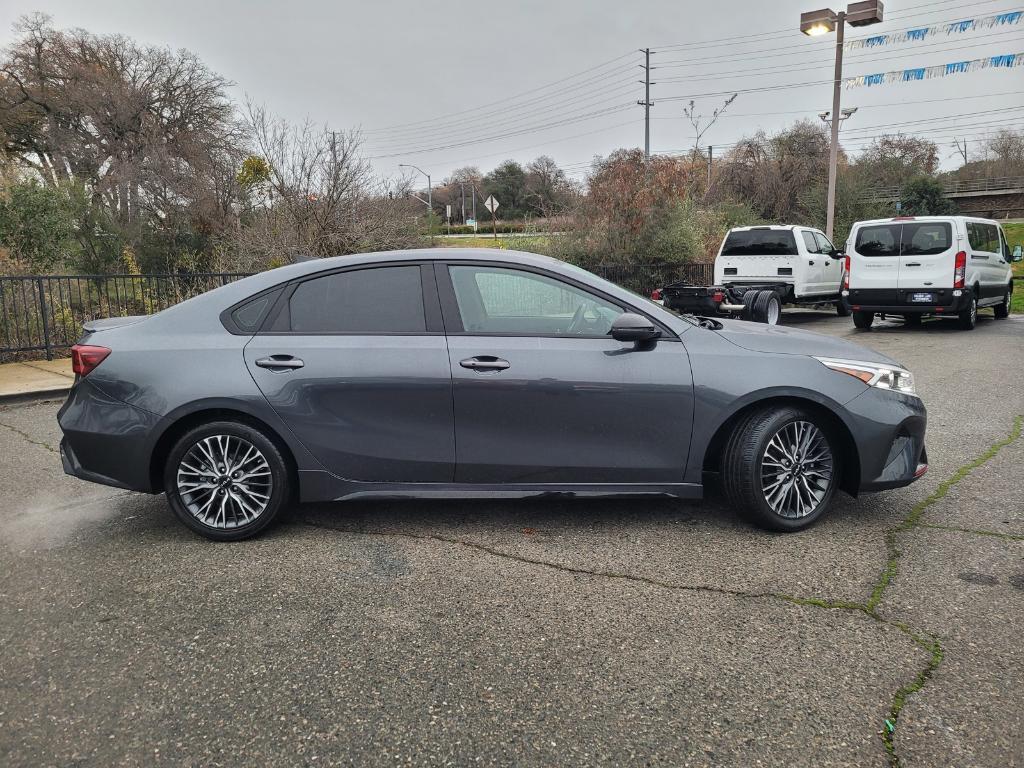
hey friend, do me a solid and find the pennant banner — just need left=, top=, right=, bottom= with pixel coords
left=845, top=10, right=1022, bottom=50
left=844, top=52, right=1023, bottom=87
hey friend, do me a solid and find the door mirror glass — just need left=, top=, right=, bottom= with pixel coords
left=610, top=313, right=660, bottom=343
left=1014, top=244, right=1023, bottom=262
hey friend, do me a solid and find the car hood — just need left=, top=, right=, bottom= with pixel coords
left=711, top=318, right=902, bottom=367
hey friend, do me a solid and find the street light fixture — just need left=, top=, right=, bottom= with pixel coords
left=799, top=1, right=884, bottom=241
left=398, top=163, right=432, bottom=212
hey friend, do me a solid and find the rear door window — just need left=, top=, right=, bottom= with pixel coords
left=900, top=222, right=952, bottom=255
left=854, top=225, right=900, bottom=256
left=721, top=229, right=798, bottom=256
left=280, top=266, right=426, bottom=333
left=800, top=231, right=820, bottom=253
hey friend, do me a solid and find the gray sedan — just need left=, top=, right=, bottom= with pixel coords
left=58, top=249, right=927, bottom=541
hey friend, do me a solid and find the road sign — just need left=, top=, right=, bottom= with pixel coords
left=484, top=195, right=499, bottom=214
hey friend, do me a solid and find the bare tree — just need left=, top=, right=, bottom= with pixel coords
left=683, top=94, right=737, bottom=159
left=220, top=102, right=418, bottom=269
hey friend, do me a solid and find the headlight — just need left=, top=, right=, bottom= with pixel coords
left=814, top=357, right=917, bottom=396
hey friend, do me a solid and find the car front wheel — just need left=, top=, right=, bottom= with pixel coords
left=164, top=421, right=291, bottom=541
left=722, top=406, right=838, bottom=532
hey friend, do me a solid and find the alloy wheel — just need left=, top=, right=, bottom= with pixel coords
left=176, top=435, right=273, bottom=529
left=759, top=420, right=833, bottom=519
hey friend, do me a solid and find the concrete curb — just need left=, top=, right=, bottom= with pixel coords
left=0, top=386, right=71, bottom=406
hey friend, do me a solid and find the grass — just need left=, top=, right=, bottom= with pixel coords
left=1004, top=222, right=1024, bottom=279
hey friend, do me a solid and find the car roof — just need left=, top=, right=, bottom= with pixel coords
left=851, top=215, right=1002, bottom=227
left=726, top=224, right=811, bottom=232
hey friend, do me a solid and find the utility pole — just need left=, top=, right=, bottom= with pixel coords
left=638, top=48, right=654, bottom=162
left=460, top=183, right=466, bottom=223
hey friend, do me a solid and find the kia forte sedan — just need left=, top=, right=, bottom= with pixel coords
left=58, top=249, right=927, bottom=541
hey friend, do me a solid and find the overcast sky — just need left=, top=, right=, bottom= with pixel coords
left=2, top=0, right=1022, bottom=183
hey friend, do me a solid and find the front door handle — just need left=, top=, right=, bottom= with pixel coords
left=808, top=260, right=815, bottom=266
left=255, top=355, right=305, bottom=371
left=904, top=262, right=921, bottom=267
left=459, top=356, right=510, bottom=371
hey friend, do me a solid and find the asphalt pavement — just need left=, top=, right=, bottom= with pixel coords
left=1, top=311, right=1021, bottom=767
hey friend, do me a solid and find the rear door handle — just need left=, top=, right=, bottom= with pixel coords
left=904, top=262, right=921, bottom=267
left=808, top=260, right=815, bottom=265
left=255, top=355, right=305, bottom=371
left=459, top=356, right=510, bottom=371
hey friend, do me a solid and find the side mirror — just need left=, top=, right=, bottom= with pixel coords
left=829, top=249, right=844, bottom=260
left=1013, top=244, right=1022, bottom=263
left=610, top=312, right=660, bottom=343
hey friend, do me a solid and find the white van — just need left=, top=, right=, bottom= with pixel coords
left=844, top=216, right=1019, bottom=330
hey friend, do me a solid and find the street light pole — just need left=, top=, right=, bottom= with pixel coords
left=398, top=163, right=432, bottom=212
left=825, top=11, right=845, bottom=242
left=800, top=1, right=883, bottom=242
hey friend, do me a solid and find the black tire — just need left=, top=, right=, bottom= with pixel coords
left=835, top=299, right=850, bottom=317
left=903, top=313, right=922, bottom=326
left=722, top=406, right=839, bottom=532
left=741, top=290, right=759, bottom=321
left=749, top=290, right=782, bottom=325
left=957, top=291, right=977, bottom=330
left=163, top=420, right=292, bottom=541
left=852, top=310, right=874, bottom=330
left=994, top=285, right=1011, bottom=319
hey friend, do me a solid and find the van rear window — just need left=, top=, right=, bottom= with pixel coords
left=855, top=225, right=900, bottom=256
left=854, top=222, right=952, bottom=256
left=721, top=229, right=797, bottom=256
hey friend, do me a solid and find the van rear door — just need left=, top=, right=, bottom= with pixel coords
left=850, top=222, right=901, bottom=299
left=898, top=221, right=954, bottom=299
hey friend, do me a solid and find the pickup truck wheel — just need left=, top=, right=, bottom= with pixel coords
left=835, top=299, right=850, bottom=317
left=994, top=285, right=1011, bottom=319
left=741, top=290, right=759, bottom=321
left=722, top=406, right=838, bottom=532
left=750, top=290, right=781, bottom=325
left=852, top=310, right=874, bottom=330
left=957, top=292, right=977, bottom=330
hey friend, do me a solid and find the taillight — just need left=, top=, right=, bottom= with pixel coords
left=650, top=288, right=662, bottom=301
left=842, top=255, right=851, bottom=290
left=953, top=251, right=966, bottom=289
left=711, top=290, right=725, bottom=303
left=71, top=344, right=110, bottom=377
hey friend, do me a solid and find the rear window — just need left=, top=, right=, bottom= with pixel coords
left=721, top=229, right=798, bottom=256
left=854, top=222, right=952, bottom=256
left=902, top=223, right=952, bottom=255
left=855, top=225, right=900, bottom=256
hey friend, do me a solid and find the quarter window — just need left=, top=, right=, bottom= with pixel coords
left=967, top=222, right=1000, bottom=254
left=281, top=266, right=426, bottom=333
left=448, top=265, right=622, bottom=336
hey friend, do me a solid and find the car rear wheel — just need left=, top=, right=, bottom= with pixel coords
left=994, top=286, right=1011, bottom=319
left=164, top=421, right=291, bottom=541
left=852, top=310, right=874, bottom=330
left=722, top=406, right=838, bottom=532
left=957, top=292, right=977, bottom=330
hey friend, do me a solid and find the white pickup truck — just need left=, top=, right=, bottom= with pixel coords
left=655, top=225, right=849, bottom=324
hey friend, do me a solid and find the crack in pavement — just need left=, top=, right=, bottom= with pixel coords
left=294, top=414, right=1024, bottom=767
left=0, top=418, right=58, bottom=454
left=918, top=522, right=1024, bottom=541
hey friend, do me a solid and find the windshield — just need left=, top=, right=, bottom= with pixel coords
left=721, top=229, right=798, bottom=256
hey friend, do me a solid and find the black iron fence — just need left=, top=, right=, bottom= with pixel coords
left=0, top=262, right=714, bottom=360
left=0, top=273, right=252, bottom=360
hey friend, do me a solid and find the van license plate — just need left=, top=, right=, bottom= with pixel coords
left=910, top=293, right=934, bottom=303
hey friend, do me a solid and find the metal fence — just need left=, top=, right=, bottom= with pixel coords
left=0, top=273, right=252, bottom=360
left=0, top=262, right=713, bottom=360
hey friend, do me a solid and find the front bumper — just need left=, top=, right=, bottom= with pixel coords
left=845, top=287, right=971, bottom=315
left=57, top=379, right=161, bottom=493
left=843, top=386, right=928, bottom=492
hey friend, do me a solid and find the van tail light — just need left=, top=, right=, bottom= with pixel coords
left=842, top=255, right=851, bottom=290
left=650, top=288, right=663, bottom=301
left=953, top=251, right=966, bottom=289
left=71, top=344, right=110, bottom=377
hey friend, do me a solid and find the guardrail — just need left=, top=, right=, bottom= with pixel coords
left=0, top=262, right=714, bottom=360
left=866, top=176, right=1024, bottom=199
